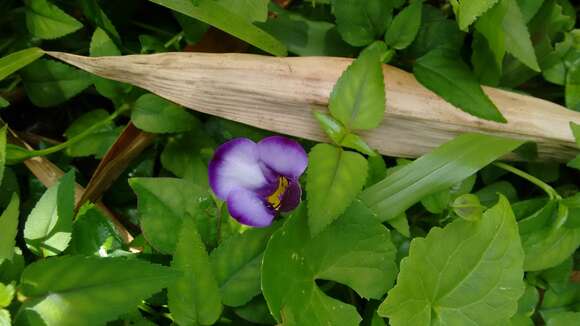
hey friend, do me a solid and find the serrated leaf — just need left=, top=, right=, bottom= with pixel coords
left=503, top=0, right=540, bottom=72
left=149, top=0, right=286, bottom=56
left=0, top=194, right=19, bottom=262
left=414, top=48, right=505, bottom=122
left=306, top=144, right=368, bottom=236
left=334, top=0, right=392, bottom=46
left=25, top=0, right=83, bottom=40
left=20, top=59, right=93, bottom=107
left=384, top=0, right=422, bottom=50
left=16, top=256, right=179, bottom=326
left=262, top=201, right=397, bottom=326
left=379, top=196, right=525, bottom=325
left=0, top=48, right=44, bottom=82
left=361, top=133, right=523, bottom=221
left=24, top=170, right=75, bottom=257
left=64, top=109, right=119, bottom=158
left=456, top=0, right=499, bottom=31
left=129, top=178, right=216, bottom=254
left=474, top=0, right=507, bottom=68
left=168, top=217, right=222, bottom=326
left=210, top=223, right=280, bottom=307
left=329, top=50, right=385, bottom=130
left=131, top=94, right=198, bottom=133
left=90, top=28, right=131, bottom=100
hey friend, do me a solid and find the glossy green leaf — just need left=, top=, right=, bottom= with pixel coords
left=306, top=144, right=368, bottom=236
left=0, top=283, right=14, bottom=309
left=329, top=50, right=385, bottom=130
left=25, top=0, right=83, bottom=40
left=129, top=178, right=216, bottom=254
left=379, top=196, right=525, bottom=325
left=263, top=202, right=397, bottom=326
left=334, top=0, right=392, bottom=46
left=64, top=109, right=119, bottom=158
left=20, top=59, right=93, bottom=107
left=384, top=0, right=423, bottom=50
left=503, top=0, right=540, bottom=72
left=131, top=94, right=198, bottom=133
left=16, top=256, right=179, bottom=326
left=210, top=223, right=280, bottom=307
left=69, top=204, right=123, bottom=256
left=0, top=48, right=44, bottom=82
left=414, top=48, right=505, bottom=122
left=149, top=0, right=286, bottom=56
left=361, top=133, right=523, bottom=221
left=24, top=170, right=75, bottom=257
left=90, top=28, right=131, bottom=100
left=0, top=194, right=19, bottom=262
left=168, top=217, right=222, bottom=326
left=455, top=0, right=499, bottom=31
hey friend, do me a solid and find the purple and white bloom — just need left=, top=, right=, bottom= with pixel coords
left=208, top=136, right=308, bottom=227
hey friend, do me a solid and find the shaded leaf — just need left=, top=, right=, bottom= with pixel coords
left=64, top=109, right=119, bottom=158
left=131, top=94, right=198, bottom=133
left=334, top=0, right=392, bottom=46
left=385, top=0, right=423, bottom=50
left=80, top=0, right=121, bottom=44
left=69, top=204, right=123, bottom=256
left=0, top=194, right=19, bottom=262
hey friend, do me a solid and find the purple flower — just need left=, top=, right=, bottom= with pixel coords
left=208, top=136, right=308, bottom=227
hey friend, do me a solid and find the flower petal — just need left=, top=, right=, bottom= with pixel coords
left=279, top=180, right=302, bottom=212
left=226, top=188, right=275, bottom=227
left=257, top=136, right=308, bottom=179
left=209, top=138, right=268, bottom=200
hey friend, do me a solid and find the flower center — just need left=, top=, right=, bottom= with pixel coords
left=266, top=177, right=289, bottom=210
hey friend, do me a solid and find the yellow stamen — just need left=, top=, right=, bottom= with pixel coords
left=266, top=177, right=289, bottom=210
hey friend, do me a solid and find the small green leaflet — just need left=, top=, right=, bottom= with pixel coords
left=414, top=48, right=506, bottom=122
left=454, top=0, right=499, bottom=31
left=384, top=0, right=422, bottom=50
left=262, top=202, right=397, bottom=326
left=334, top=0, right=392, bottom=47
left=15, top=256, right=179, bottom=326
left=210, top=222, right=280, bottom=307
left=24, top=170, right=75, bottom=257
left=0, top=48, right=44, bottom=82
left=0, top=194, right=19, bottom=262
left=379, top=196, right=525, bottom=326
left=131, top=94, right=197, bottom=133
left=329, top=49, right=385, bottom=130
left=168, top=217, right=222, bottom=326
left=360, top=133, right=524, bottom=221
left=20, top=59, right=93, bottom=108
left=306, top=144, right=368, bottom=236
left=149, top=0, right=286, bottom=56
left=24, top=0, right=83, bottom=40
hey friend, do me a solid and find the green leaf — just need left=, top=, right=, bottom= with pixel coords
left=361, top=133, right=523, bottom=221
left=131, top=94, right=198, bottom=133
left=216, top=0, right=268, bottom=23
left=0, top=97, right=8, bottom=109
left=129, top=178, right=216, bottom=254
left=516, top=285, right=539, bottom=317
left=262, top=201, right=397, bottom=326
left=0, top=309, right=10, bottom=325
left=407, top=6, right=465, bottom=58
left=334, top=0, right=392, bottom=46
left=210, top=223, right=280, bottom=307
left=306, top=144, right=368, bottom=236
left=414, top=48, right=506, bottom=122
left=168, top=217, right=222, bottom=326
left=80, top=0, right=121, bottom=44
left=474, top=0, right=507, bottom=69
left=456, top=0, right=499, bottom=31
left=69, top=204, right=123, bottom=256
left=503, top=0, right=540, bottom=72
left=90, top=28, right=131, bottom=100
left=566, top=62, right=580, bottom=111
left=0, top=127, right=5, bottom=186
left=24, top=0, right=83, bottom=40
left=379, top=196, right=525, bottom=325
left=160, top=129, right=213, bottom=187
left=452, top=193, right=484, bottom=221
left=257, top=4, right=356, bottom=57
left=20, top=59, right=93, bottom=107
left=149, top=0, right=286, bottom=56
left=0, top=48, right=44, bottom=82
left=0, top=283, right=15, bottom=308
left=0, top=194, right=19, bottom=262
left=16, top=256, right=179, bottom=326
left=384, top=0, right=422, bottom=50
left=366, top=155, right=387, bottom=187
left=313, top=111, right=347, bottom=144
left=233, top=296, right=276, bottom=325
left=570, top=122, right=580, bottom=147
left=0, top=249, right=24, bottom=285
left=546, top=312, right=580, bottom=326
left=64, top=109, right=119, bottom=158
left=23, top=170, right=75, bottom=257
left=329, top=50, right=385, bottom=130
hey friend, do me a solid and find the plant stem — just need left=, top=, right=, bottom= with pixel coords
left=493, top=162, right=561, bottom=200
